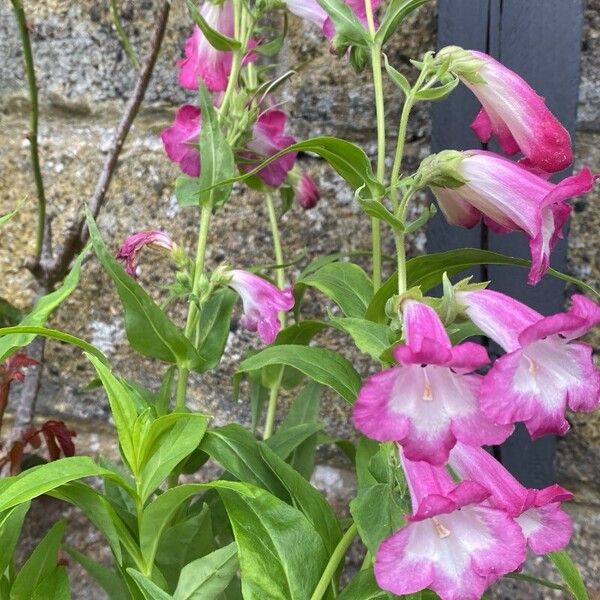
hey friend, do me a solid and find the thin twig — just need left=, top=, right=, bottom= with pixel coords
left=10, top=0, right=47, bottom=261
left=29, top=0, right=171, bottom=287
left=109, top=0, right=141, bottom=70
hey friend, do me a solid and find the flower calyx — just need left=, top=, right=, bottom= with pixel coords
left=414, top=150, right=467, bottom=190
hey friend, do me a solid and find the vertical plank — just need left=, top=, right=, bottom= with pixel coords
left=488, top=0, right=583, bottom=488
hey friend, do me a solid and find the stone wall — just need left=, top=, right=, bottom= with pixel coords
left=0, top=1, right=598, bottom=598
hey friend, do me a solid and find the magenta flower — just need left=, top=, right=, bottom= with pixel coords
left=375, top=451, right=526, bottom=600
left=160, top=105, right=202, bottom=177
left=178, top=1, right=249, bottom=92
left=241, top=110, right=298, bottom=187
left=430, top=151, right=597, bottom=284
left=227, top=270, right=294, bottom=344
left=459, top=289, right=600, bottom=438
left=290, top=169, right=320, bottom=209
left=445, top=48, right=573, bottom=173
left=449, top=442, right=573, bottom=554
left=352, top=300, right=511, bottom=465
left=117, top=230, right=174, bottom=277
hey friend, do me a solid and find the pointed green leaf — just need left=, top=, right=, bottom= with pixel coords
left=414, top=76, right=459, bottom=100
left=383, top=54, right=411, bottom=95
left=265, top=423, right=323, bottom=461
left=0, top=503, right=30, bottom=576
left=375, top=0, right=431, bottom=45
left=316, top=0, right=370, bottom=51
left=329, top=317, right=390, bottom=360
left=548, top=551, right=589, bottom=600
left=30, top=567, right=70, bottom=600
left=338, top=568, right=391, bottom=599
left=185, top=0, right=241, bottom=50
left=127, top=570, right=172, bottom=600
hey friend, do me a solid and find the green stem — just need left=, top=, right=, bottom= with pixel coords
left=310, top=523, right=358, bottom=600
left=109, top=0, right=140, bottom=70
left=262, top=193, right=286, bottom=440
left=10, top=0, right=46, bottom=260
left=175, top=200, right=213, bottom=411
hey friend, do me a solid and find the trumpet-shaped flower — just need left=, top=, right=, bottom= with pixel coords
left=117, top=230, right=175, bottom=277
left=352, top=300, right=511, bottom=465
left=375, top=452, right=526, bottom=600
left=227, top=270, right=294, bottom=344
left=449, top=443, right=573, bottom=554
left=430, top=151, right=597, bottom=284
left=458, top=289, right=600, bottom=438
left=440, top=47, right=572, bottom=173
left=241, top=110, right=297, bottom=187
left=289, top=169, right=320, bottom=209
left=160, top=104, right=202, bottom=177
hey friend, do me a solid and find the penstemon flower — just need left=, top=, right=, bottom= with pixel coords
left=117, top=230, right=175, bottom=277
left=178, top=1, right=257, bottom=92
left=240, top=109, right=298, bottom=187
left=289, top=168, right=320, bottom=209
left=429, top=151, right=598, bottom=284
left=160, top=104, right=202, bottom=177
left=449, top=442, right=573, bottom=554
left=438, top=47, right=572, bottom=174
left=375, top=451, right=526, bottom=600
left=227, top=270, right=294, bottom=344
left=457, top=289, right=600, bottom=438
left=352, top=299, right=511, bottom=464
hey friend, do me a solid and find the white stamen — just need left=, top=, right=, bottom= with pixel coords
left=432, top=517, right=451, bottom=538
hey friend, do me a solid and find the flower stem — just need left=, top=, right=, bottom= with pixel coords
left=175, top=199, right=213, bottom=411
left=310, top=523, right=358, bottom=600
left=263, top=192, right=285, bottom=440
left=219, top=0, right=244, bottom=117
left=10, top=0, right=47, bottom=261
left=364, top=0, right=385, bottom=291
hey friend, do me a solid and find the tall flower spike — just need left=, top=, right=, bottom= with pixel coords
left=352, top=300, right=512, bottom=465
left=227, top=270, right=294, bottom=344
left=438, top=47, right=572, bottom=174
left=449, top=442, right=573, bottom=554
left=241, top=110, right=298, bottom=187
left=458, top=289, right=600, bottom=438
left=375, top=451, right=526, bottom=600
left=161, top=105, right=202, bottom=177
left=117, top=231, right=175, bottom=277
left=429, top=150, right=597, bottom=284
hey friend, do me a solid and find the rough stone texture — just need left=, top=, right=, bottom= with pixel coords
left=0, top=0, right=599, bottom=598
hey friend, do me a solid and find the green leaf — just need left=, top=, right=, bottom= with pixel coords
left=265, top=423, right=323, bottom=461
left=383, top=54, right=411, bottom=95
left=138, top=413, right=208, bottom=502
left=338, top=568, right=391, bottom=599
left=197, top=83, right=235, bottom=209
left=127, top=570, right=172, bottom=600
left=505, top=572, right=566, bottom=593
left=201, top=425, right=290, bottom=500
left=329, top=317, right=390, bottom=360
left=10, top=520, right=66, bottom=600
left=86, top=209, right=200, bottom=367
left=0, top=298, right=23, bottom=328
left=0, top=206, right=19, bottom=228
left=375, top=0, right=431, bottom=45
left=258, top=443, right=342, bottom=556
left=350, top=483, right=406, bottom=556
left=202, top=137, right=384, bottom=198
left=0, top=250, right=87, bottom=362
left=185, top=0, right=241, bottom=50
left=316, top=0, right=370, bottom=51
left=174, top=175, right=200, bottom=208
left=194, top=288, right=237, bottom=371
left=0, top=457, right=110, bottom=513
left=217, top=483, right=329, bottom=600
left=255, top=14, right=288, bottom=56
left=548, top=551, right=589, bottom=600
left=87, top=355, right=139, bottom=471
left=355, top=196, right=404, bottom=230
left=279, top=382, right=323, bottom=479
left=0, top=503, right=30, bottom=576
left=30, top=567, right=70, bottom=600
left=238, top=345, right=362, bottom=404
left=173, top=543, right=238, bottom=600
left=364, top=271, right=398, bottom=324
left=299, top=262, right=373, bottom=318
left=64, top=546, right=129, bottom=600
left=414, top=76, right=459, bottom=101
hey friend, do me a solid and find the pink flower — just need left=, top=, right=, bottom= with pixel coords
left=352, top=300, right=511, bottom=465
left=117, top=230, right=174, bottom=277
left=285, top=0, right=378, bottom=39
left=430, top=151, right=598, bottom=284
left=290, top=169, right=320, bottom=209
left=227, top=270, right=295, bottom=344
left=375, top=451, right=526, bottom=600
left=241, top=110, right=297, bottom=187
left=449, top=442, right=573, bottom=554
left=179, top=2, right=235, bottom=92
left=160, top=105, right=202, bottom=177
left=459, top=289, right=600, bottom=438
left=445, top=48, right=573, bottom=173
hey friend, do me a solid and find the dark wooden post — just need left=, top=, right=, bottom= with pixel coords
left=428, top=0, right=584, bottom=487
